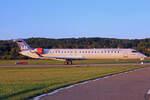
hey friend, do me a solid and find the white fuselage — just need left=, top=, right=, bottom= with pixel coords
left=20, top=48, right=147, bottom=60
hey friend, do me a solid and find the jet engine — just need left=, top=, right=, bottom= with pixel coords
left=34, top=48, right=44, bottom=54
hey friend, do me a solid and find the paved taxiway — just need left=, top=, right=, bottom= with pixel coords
left=1, top=62, right=150, bottom=67
left=34, top=66, right=150, bottom=100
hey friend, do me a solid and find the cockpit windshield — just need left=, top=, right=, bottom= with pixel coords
left=132, top=50, right=138, bottom=53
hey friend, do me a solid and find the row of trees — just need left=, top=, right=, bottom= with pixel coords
left=0, top=37, right=150, bottom=59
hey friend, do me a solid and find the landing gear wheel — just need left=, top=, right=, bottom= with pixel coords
left=64, top=60, right=73, bottom=65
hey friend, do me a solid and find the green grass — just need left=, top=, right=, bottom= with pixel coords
left=0, top=65, right=147, bottom=100
left=0, top=58, right=150, bottom=65
left=0, top=60, right=63, bottom=65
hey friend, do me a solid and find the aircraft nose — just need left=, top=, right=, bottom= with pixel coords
left=141, top=54, right=147, bottom=58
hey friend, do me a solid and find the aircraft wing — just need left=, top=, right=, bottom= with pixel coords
left=40, top=56, right=85, bottom=60
left=49, top=57, right=85, bottom=60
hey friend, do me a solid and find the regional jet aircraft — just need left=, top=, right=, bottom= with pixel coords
left=14, top=39, right=147, bottom=64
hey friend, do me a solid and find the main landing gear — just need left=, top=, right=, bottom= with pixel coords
left=64, top=59, right=73, bottom=65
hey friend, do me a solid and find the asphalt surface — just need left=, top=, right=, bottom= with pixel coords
left=37, top=66, right=150, bottom=100
left=1, top=62, right=150, bottom=67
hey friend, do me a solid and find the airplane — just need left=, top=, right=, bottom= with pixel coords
left=14, top=39, right=147, bottom=64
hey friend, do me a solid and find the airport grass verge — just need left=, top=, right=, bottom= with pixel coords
left=0, top=65, right=148, bottom=100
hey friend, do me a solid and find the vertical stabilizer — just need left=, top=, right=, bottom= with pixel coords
left=14, top=39, right=32, bottom=51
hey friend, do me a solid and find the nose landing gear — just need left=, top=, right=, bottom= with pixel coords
left=140, top=58, right=144, bottom=64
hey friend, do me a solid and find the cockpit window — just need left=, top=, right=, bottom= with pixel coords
left=132, top=50, right=138, bottom=53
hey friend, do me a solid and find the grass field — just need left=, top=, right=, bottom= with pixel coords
left=0, top=58, right=150, bottom=65
left=0, top=65, right=147, bottom=100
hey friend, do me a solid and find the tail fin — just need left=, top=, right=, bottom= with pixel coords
left=14, top=39, right=32, bottom=51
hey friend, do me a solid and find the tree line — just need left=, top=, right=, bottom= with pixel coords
left=0, top=37, right=150, bottom=59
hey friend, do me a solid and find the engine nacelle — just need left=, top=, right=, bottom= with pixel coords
left=35, top=48, right=43, bottom=54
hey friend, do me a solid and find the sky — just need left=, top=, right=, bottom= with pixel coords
left=0, top=0, right=150, bottom=40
